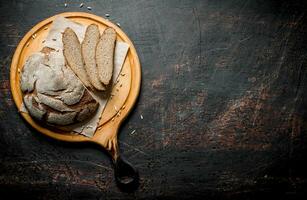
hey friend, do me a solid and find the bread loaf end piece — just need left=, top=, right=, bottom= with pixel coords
left=62, top=27, right=93, bottom=89
left=96, top=27, right=116, bottom=86
left=82, top=24, right=106, bottom=91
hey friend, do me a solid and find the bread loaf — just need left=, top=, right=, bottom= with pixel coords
left=82, top=24, right=106, bottom=91
left=62, top=27, right=93, bottom=89
left=20, top=47, right=99, bottom=126
left=96, top=27, right=116, bottom=86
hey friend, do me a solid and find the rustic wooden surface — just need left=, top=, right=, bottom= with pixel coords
left=1, top=0, right=307, bottom=199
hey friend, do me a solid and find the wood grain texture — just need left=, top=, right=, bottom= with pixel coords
left=1, top=0, right=307, bottom=199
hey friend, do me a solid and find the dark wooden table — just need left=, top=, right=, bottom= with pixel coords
left=1, top=0, right=307, bottom=199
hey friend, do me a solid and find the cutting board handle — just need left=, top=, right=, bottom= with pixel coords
left=93, top=121, right=139, bottom=191
left=113, top=155, right=139, bottom=190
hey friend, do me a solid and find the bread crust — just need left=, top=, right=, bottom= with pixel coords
left=20, top=48, right=99, bottom=126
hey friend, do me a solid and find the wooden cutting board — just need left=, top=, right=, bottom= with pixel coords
left=10, top=12, right=141, bottom=188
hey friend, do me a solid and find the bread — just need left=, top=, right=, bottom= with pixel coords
left=96, top=27, right=116, bottom=85
left=20, top=47, right=99, bottom=126
left=62, top=27, right=92, bottom=89
left=82, top=24, right=105, bottom=91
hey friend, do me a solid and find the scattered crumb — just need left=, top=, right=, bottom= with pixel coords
left=140, top=114, right=143, bottom=120
left=112, top=118, right=115, bottom=121
left=114, top=105, right=118, bottom=111
left=121, top=73, right=125, bottom=76
left=79, top=3, right=84, bottom=8
left=42, top=40, right=45, bottom=43
left=105, top=13, right=110, bottom=17
left=26, top=42, right=30, bottom=47
left=87, top=6, right=92, bottom=10
left=120, top=84, right=122, bottom=87
left=32, top=34, right=36, bottom=39
left=116, top=23, right=121, bottom=27
left=130, top=130, right=136, bottom=135
left=64, top=3, right=68, bottom=7
left=56, top=49, right=59, bottom=52
left=44, top=27, right=48, bottom=30
left=52, top=38, right=56, bottom=41
left=116, top=88, right=119, bottom=92
left=117, top=111, right=121, bottom=117
left=122, top=105, right=126, bottom=109
left=18, top=68, right=21, bottom=73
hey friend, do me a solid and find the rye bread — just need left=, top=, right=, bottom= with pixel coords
left=96, top=27, right=116, bottom=86
left=20, top=48, right=99, bottom=126
left=82, top=24, right=106, bottom=91
left=62, top=27, right=93, bottom=89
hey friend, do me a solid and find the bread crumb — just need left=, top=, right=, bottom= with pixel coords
left=87, top=6, right=92, bottom=10
left=26, top=42, right=30, bottom=47
left=18, top=68, right=21, bottom=73
left=122, top=105, right=126, bottom=109
left=140, top=114, right=143, bottom=120
left=52, top=39, right=56, bottom=41
left=114, top=105, right=118, bottom=111
left=32, top=34, right=36, bottom=39
left=120, top=84, right=122, bottom=87
left=105, top=13, right=110, bottom=17
left=116, top=23, right=121, bottom=27
left=64, top=3, right=68, bottom=7
left=121, top=73, right=125, bottom=76
left=44, top=27, right=48, bottom=30
left=42, top=40, right=45, bottom=43
left=130, top=130, right=136, bottom=135
left=79, top=3, right=84, bottom=8
left=112, top=118, right=115, bottom=121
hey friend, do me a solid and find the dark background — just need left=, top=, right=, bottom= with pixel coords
left=1, top=0, right=307, bottom=199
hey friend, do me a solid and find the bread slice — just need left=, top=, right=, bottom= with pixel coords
left=82, top=24, right=105, bottom=91
left=62, top=27, right=92, bottom=89
left=96, top=27, right=116, bottom=85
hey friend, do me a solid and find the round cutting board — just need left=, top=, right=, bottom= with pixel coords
left=10, top=12, right=141, bottom=162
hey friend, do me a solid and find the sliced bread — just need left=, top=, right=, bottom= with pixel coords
left=62, top=27, right=92, bottom=89
left=82, top=24, right=106, bottom=91
left=96, top=27, right=116, bottom=85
